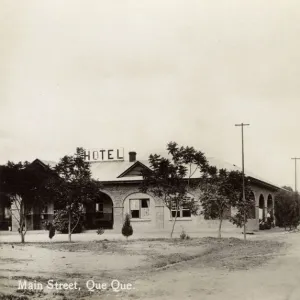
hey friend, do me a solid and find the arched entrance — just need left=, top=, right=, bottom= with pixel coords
left=259, top=194, right=265, bottom=222
left=0, top=193, right=12, bottom=231
left=267, top=194, right=274, bottom=225
left=84, top=192, right=114, bottom=229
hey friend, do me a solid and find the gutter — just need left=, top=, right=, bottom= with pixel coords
left=247, top=176, right=282, bottom=191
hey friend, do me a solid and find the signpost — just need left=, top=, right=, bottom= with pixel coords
left=83, top=148, right=124, bottom=163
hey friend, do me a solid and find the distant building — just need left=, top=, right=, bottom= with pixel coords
left=0, top=151, right=284, bottom=233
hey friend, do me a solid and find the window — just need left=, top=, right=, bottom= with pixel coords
left=96, top=202, right=103, bottom=213
left=171, top=197, right=192, bottom=218
left=182, top=205, right=191, bottom=217
left=41, top=205, right=48, bottom=214
left=41, top=214, right=48, bottom=220
left=96, top=201, right=104, bottom=218
left=4, top=207, right=11, bottom=219
left=130, top=199, right=150, bottom=219
left=171, top=201, right=180, bottom=218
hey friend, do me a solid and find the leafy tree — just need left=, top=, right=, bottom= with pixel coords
left=275, top=189, right=299, bottom=230
left=140, top=142, right=216, bottom=238
left=0, top=161, right=51, bottom=243
left=46, top=222, right=56, bottom=240
left=122, top=213, right=133, bottom=240
left=200, top=169, right=247, bottom=238
left=47, top=147, right=101, bottom=242
left=282, top=186, right=293, bottom=192
left=229, top=178, right=255, bottom=240
left=53, top=208, right=84, bottom=234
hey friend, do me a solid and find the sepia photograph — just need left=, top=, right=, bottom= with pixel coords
left=0, top=1, right=300, bottom=299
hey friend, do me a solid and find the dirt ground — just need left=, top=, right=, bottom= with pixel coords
left=0, top=232, right=293, bottom=300
left=105, top=231, right=300, bottom=300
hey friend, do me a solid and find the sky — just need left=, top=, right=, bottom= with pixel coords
left=1, top=0, right=300, bottom=188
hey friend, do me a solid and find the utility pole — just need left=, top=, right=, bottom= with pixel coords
left=291, top=157, right=300, bottom=217
left=235, top=123, right=250, bottom=241
left=291, top=158, right=300, bottom=193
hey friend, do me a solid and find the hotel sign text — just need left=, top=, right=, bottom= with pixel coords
left=83, top=148, right=124, bottom=162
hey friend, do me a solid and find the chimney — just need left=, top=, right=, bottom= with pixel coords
left=129, top=151, right=137, bottom=162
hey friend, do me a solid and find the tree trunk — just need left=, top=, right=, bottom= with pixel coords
left=20, top=203, right=25, bottom=243
left=170, top=208, right=179, bottom=238
left=218, top=217, right=223, bottom=239
left=68, top=210, right=72, bottom=242
left=243, top=207, right=247, bottom=241
left=21, top=232, right=25, bottom=243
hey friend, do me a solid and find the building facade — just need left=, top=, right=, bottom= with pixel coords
left=0, top=151, right=282, bottom=233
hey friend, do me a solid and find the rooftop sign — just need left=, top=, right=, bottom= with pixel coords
left=83, top=148, right=124, bottom=162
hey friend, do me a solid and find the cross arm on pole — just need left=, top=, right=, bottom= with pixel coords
left=235, top=123, right=250, bottom=127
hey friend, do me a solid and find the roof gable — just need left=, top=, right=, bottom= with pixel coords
left=117, top=161, right=151, bottom=178
left=30, top=159, right=57, bottom=170
left=30, top=159, right=52, bottom=170
left=26, top=159, right=57, bottom=177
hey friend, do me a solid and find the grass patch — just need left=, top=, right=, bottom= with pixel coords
left=35, top=240, right=127, bottom=254
left=152, top=252, right=207, bottom=269
left=190, top=238, right=285, bottom=271
left=12, top=276, right=49, bottom=285
left=145, top=238, right=284, bottom=271
left=0, top=293, right=29, bottom=300
left=0, top=258, right=32, bottom=264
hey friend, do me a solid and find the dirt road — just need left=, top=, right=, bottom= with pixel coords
left=0, top=231, right=297, bottom=300
left=100, top=232, right=300, bottom=300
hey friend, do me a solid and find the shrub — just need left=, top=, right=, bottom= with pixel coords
left=122, top=214, right=133, bottom=240
left=46, top=222, right=56, bottom=239
left=180, top=229, right=187, bottom=240
left=97, top=228, right=105, bottom=235
left=265, top=223, right=271, bottom=230
left=275, top=190, right=300, bottom=229
left=180, top=228, right=190, bottom=240
left=53, top=209, right=84, bottom=234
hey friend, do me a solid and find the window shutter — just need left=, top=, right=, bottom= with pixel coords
left=130, top=199, right=140, bottom=210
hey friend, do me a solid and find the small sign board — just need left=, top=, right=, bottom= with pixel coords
left=83, top=148, right=124, bottom=163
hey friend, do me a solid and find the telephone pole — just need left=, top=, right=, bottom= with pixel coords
left=291, top=158, right=300, bottom=193
left=291, top=157, right=300, bottom=217
left=235, top=123, right=250, bottom=241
